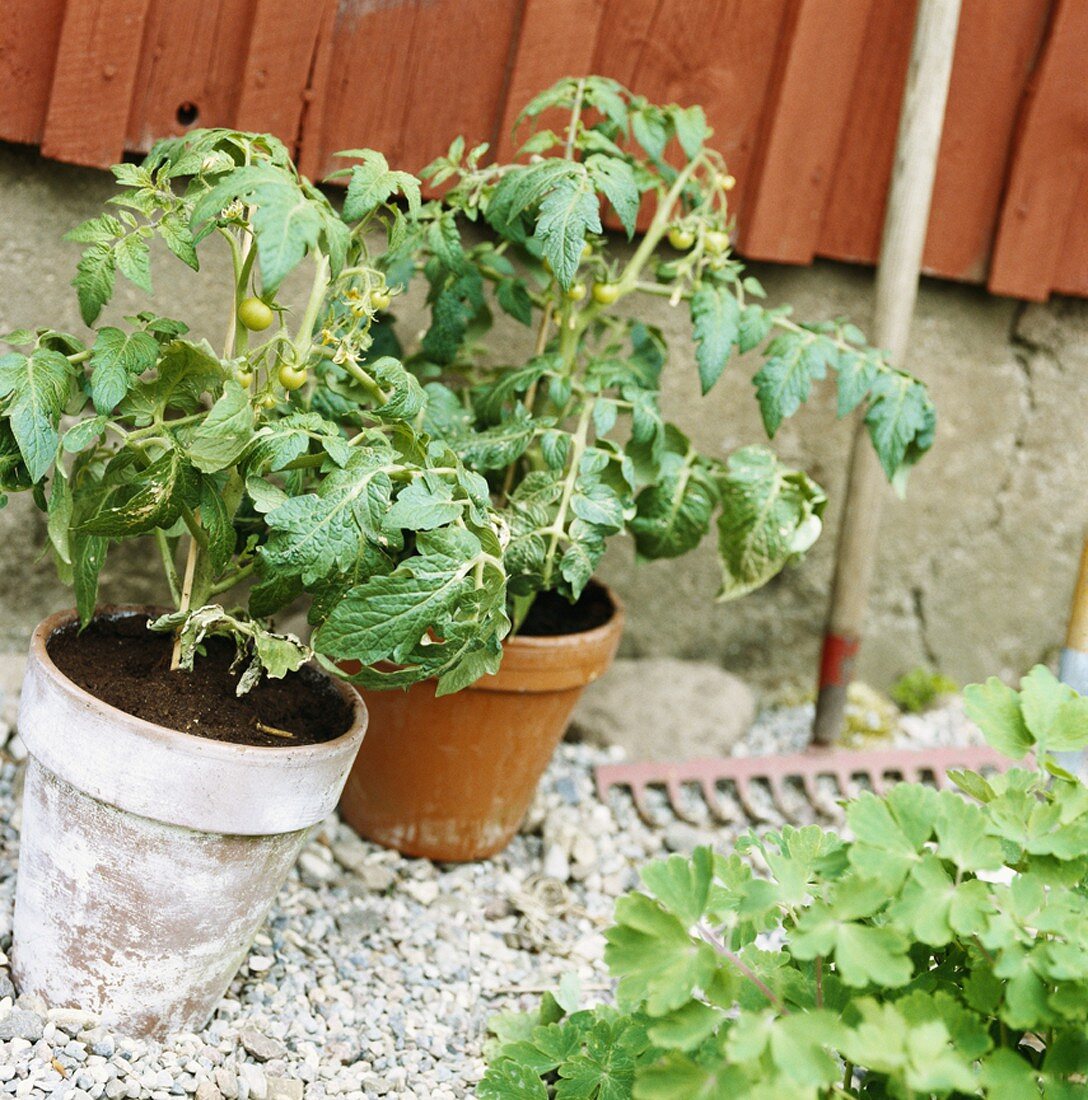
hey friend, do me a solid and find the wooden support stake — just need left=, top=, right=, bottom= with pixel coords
left=812, top=0, right=963, bottom=745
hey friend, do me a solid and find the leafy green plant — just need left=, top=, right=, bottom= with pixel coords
left=377, top=76, right=935, bottom=626
left=892, top=668, right=960, bottom=714
left=482, top=665, right=1088, bottom=1098
left=0, top=129, right=507, bottom=694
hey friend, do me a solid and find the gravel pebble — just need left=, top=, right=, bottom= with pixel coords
left=0, top=696, right=975, bottom=1094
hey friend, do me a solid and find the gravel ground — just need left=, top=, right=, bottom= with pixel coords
left=0, top=694, right=978, bottom=1099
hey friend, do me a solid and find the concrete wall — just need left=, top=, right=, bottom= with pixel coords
left=1, top=141, right=1085, bottom=691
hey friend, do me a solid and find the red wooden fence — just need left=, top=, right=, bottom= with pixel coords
left=1, top=0, right=1084, bottom=301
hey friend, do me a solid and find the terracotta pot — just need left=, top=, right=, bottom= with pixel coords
left=12, top=607, right=367, bottom=1038
left=339, top=587, right=624, bottom=861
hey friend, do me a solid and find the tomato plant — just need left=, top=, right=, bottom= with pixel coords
left=373, top=76, right=935, bottom=628
left=0, top=130, right=508, bottom=694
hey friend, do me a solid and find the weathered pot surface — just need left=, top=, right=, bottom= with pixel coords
left=340, top=584, right=624, bottom=861
left=13, top=607, right=367, bottom=1038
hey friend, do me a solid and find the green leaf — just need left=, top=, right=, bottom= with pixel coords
left=640, top=848, right=714, bottom=928
left=496, top=279, right=533, bottom=326
left=158, top=211, right=199, bottom=270
left=0, top=349, right=72, bottom=480
left=73, top=243, right=117, bottom=325
left=864, top=370, right=936, bottom=479
left=71, top=532, right=107, bottom=626
left=338, top=150, right=421, bottom=220
left=691, top=285, right=740, bottom=394
left=47, top=469, right=73, bottom=565
left=89, top=326, right=158, bottom=414
left=79, top=448, right=198, bottom=537
left=671, top=105, right=709, bottom=159
left=534, top=172, right=602, bottom=290
left=115, top=232, right=152, bottom=294
left=752, top=334, right=831, bottom=436
left=384, top=478, right=464, bottom=531
left=477, top=1059, right=548, bottom=1100
left=963, top=676, right=1033, bottom=760
left=587, top=155, right=640, bottom=237
left=714, top=447, right=826, bottom=601
left=313, top=526, right=485, bottom=665
left=605, top=892, right=717, bottom=1015
left=188, top=380, right=255, bottom=473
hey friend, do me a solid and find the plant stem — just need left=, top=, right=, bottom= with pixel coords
left=208, top=560, right=255, bottom=597
left=170, top=527, right=201, bottom=671
left=342, top=360, right=389, bottom=405
left=293, top=254, right=331, bottom=365
left=540, top=400, right=593, bottom=589
left=500, top=309, right=553, bottom=503
left=563, top=78, right=587, bottom=161
left=696, top=923, right=788, bottom=1014
left=156, top=530, right=181, bottom=605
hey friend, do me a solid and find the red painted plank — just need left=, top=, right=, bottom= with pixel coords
left=0, top=0, right=69, bottom=145
left=816, top=0, right=918, bottom=267
left=738, top=0, right=873, bottom=264
left=125, top=0, right=255, bottom=153
left=592, top=0, right=791, bottom=218
left=923, top=0, right=1051, bottom=283
left=41, top=0, right=153, bottom=167
left=234, top=0, right=338, bottom=149
left=302, top=0, right=520, bottom=184
left=990, top=0, right=1088, bottom=300
left=495, top=0, right=606, bottom=162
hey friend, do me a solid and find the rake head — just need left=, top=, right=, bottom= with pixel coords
left=595, top=744, right=1013, bottom=826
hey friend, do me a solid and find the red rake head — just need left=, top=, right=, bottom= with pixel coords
left=594, top=744, right=1014, bottom=827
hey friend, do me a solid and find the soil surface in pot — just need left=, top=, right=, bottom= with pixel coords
left=48, top=615, right=353, bottom=747
left=519, top=582, right=614, bottom=637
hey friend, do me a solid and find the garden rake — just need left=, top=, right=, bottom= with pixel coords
left=594, top=742, right=1012, bottom=827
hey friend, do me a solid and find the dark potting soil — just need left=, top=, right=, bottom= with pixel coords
left=519, top=582, right=615, bottom=637
left=48, top=614, right=353, bottom=747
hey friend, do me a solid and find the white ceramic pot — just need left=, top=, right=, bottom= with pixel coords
left=12, top=608, right=367, bottom=1038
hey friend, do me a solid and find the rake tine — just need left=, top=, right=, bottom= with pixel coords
left=734, top=777, right=765, bottom=822
left=766, top=775, right=797, bottom=823
left=699, top=780, right=734, bottom=825
left=665, top=777, right=701, bottom=825
left=627, top=782, right=657, bottom=826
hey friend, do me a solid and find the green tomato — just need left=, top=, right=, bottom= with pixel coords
left=668, top=227, right=695, bottom=251
left=235, top=368, right=254, bottom=387
left=705, top=230, right=730, bottom=255
left=278, top=364, right=308, bottom=391
left=370, top=289, right=392, bottom=310
left=238, top=297, right=274, bottom=332
left=592, top=282, right=621, bottom=305
left=258, top=392, right=277, bottom=409
left=565, top=281, right=587, bottom=302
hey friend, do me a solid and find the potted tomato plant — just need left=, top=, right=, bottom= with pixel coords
left=3, top=129, right=507, bottom=1035
left=320, top=78, right=936, bottom=861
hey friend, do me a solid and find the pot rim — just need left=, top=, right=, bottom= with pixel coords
left=502, top=584, right=625, bottom=652
left=20, top=606, right=368, bottom=835
left=32, top=606, right=366, bottom=764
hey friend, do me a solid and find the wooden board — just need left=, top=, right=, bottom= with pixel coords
left=738, top=0, right=873, bottom=264
left=41, top=0, right=153, bottom=167
left=495, top=0, right=606, bottom=161
left=125, top=0, right=254, bottom=155
left=0, top=0, right=69, bottom=145
left=299, top=0, right=520, bottom=184
left=3, top=0, right=1087, bottom=300
left=234, top=0, right=338, bottom=149
left=990, top=0, right=1088, bottom=300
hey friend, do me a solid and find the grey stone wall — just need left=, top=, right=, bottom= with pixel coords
left=1, top=141, right=1085, bottom=691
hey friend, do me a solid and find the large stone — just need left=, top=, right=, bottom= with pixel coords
left=571, top=657, right=756, bottom=760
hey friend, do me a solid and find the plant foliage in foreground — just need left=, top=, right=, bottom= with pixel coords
left=379, top=76, right=935, bottom=625
left=0, top=129, right=508, bottom=694
left=483, top=666, right=1088, bottom=1098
